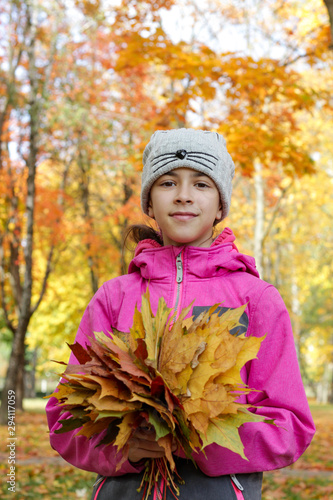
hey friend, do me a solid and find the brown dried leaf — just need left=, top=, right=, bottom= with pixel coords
left=67, top=342, right=92, bottom=364
left=158, top=434, right=175, bottom=471
left=75, top=418, right=115, bottom=439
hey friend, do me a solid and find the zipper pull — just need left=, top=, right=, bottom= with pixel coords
left=230, top=474, right=244, bottom=491
left=176, top=253, right=183, bottom=283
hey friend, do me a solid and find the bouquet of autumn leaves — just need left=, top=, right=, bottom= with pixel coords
left=49, top=290, right=271, bottom=499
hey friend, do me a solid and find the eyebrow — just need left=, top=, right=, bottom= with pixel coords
left=161, top=170, right=210, bottom=178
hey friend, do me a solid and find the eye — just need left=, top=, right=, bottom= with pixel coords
left=160, top=180, right=175, bottom=187
left=195, top=182, right=210, bottom=188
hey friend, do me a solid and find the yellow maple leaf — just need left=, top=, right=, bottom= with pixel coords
left=87, top=391, right=141, bottom=412
left=47, top=383, right=76, bottom=401
left=215, top=334, right=266, bottom=386
left=114, top=413, right=137, bottom=452
left=174, top=364, right=193, bottom=396
left=140, top=291, right=155, bottom=364
left=187, top=305, right=257, bottom=398
left=187, top=411, right=210, bottom=435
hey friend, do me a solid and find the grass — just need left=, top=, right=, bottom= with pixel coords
left=262, top=404, right=333, bottom=499
left=0, top=402, right=332, bottom=499
left=0, top=406, right=94, bottom=499
left=23, top=398, right=48, bottom=413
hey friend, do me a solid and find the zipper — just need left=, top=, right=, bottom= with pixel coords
left=93, top=477, right=105, bottom=489
left=93, top=477, right=107, bottom=500
left=230, top=474, right=244, bottom=491
left=172, top=252, right=183, bottom=323
left=153, top=478, right=164, bottom=500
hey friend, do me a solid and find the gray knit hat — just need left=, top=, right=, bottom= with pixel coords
left=141, top=128, right=235, bottom=220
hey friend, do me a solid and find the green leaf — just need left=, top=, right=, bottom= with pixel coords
left=55, top=416, right=89, bottom=434
left=201, top=409, right=271, bottom=459
left=148, top=409, right=171, bottom=440
left=96, top=420, right=122, bottom=447
left=95, top=410, right=133, bottom=421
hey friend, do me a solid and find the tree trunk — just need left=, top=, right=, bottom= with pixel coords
left=323, top=0, right=333, bottom=48
left=78, top=152, right=99, bottom=295
left=289, top=221, right=302, bottom=363
left=24, top=349, right=37, bottom=399
left=329, top=333, right=333, bottom=403
left=0, top=1, right=61, bottom=424
left=274, top=235, right=282, bottom=288
left=0, top=6, right=37, bottom=423
left=0, top=315, right=30, bottom=422
left=254, top=159, right=264, bottom=278
left=329, top=366, right=333, bottom=404
left=291, top=275, right=301, bottom=361
left=16, top=349, right=25, bottom=411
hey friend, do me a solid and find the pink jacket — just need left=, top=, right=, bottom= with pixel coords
left=46, top=228, right=315, bottom=477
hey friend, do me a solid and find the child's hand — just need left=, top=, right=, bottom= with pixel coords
left=128, top=427, right=177, bottom=463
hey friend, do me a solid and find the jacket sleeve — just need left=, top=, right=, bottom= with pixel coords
left=45, top=284, right=145, bottom=476
left=188, top=285, right=316, bottom=476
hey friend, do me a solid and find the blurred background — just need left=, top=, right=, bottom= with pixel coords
left=0, top=0, right=332, bottom=498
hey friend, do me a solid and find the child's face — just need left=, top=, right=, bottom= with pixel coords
left=148, top=167, right=222, bottom=248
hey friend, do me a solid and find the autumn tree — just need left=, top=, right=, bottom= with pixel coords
left=0, top=0, right=67, bottom=423
left=112, top=0, right=333, bottom=399
left=26, top=8, right=156, bottom=306
left=2, top=0, right=332, bottom=408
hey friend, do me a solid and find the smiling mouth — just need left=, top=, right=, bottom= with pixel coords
left=170, top=212, right=198, bottom=220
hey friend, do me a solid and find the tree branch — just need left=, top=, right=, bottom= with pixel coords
left=281, top=50, right=317, bottom=68
left=262, top=180, right=293, bottom=246
left=30, top=244, right=54, bottom=315
left=0, top=237, right=16, bottom=334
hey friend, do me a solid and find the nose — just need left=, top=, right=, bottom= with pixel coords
left=174, top=183, right=193, bottom=204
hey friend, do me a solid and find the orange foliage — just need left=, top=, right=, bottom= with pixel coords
left=0, top=0, right=330, bottom=317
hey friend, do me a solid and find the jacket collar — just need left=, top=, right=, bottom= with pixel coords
left=128, top=228, right=259, bottom=280
left=133, top=227, right=238, bottom=258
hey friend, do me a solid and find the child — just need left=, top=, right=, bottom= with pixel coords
left=46, top=129, right=315, bottom=500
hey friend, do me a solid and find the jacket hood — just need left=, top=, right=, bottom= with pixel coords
left=128, top=227, right=259, bottom=280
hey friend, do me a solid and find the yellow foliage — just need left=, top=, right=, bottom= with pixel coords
left=50, top=289, right=270, bottom=474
